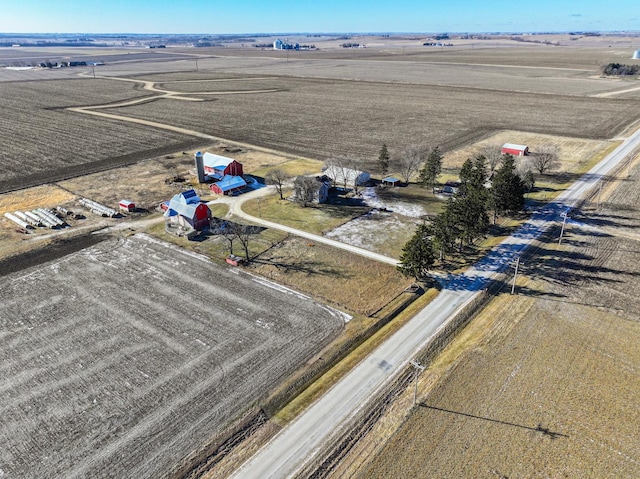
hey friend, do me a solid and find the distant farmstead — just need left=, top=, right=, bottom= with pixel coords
left=501, top=143, right=529, bottom=156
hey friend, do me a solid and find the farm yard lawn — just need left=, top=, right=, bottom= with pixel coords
left=103, top=76, right=640, bottom=166
left=241, top=193, right=371, bottom=236
left=348, top=151, right=640, bottom=479
left=0, top=234, right=344, bottom=479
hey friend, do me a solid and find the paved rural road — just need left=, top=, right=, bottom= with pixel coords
left=231, top=130, right=640, bottom=479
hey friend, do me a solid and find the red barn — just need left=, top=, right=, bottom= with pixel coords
left=203, top=153, right=244, bottom=179
left=501, top=143, right=529, bottom=156
left=210, top=175, right=247, bottom=195
left=163, top=189, right=211, bottom=231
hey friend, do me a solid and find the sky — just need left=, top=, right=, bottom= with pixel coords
left=1, top=0, right=638, bottom=34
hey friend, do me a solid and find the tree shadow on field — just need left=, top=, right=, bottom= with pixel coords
left=251, top=257, right=346, bottom=277
left=419, top=404, right=569, bottom=440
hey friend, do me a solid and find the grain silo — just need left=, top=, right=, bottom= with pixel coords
left=194, top=151, right=205, bottom=183
left=633, top=50, right=640, bottom=59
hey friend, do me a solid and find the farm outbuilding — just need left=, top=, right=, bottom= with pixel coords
left=501, top=143, right=529, bottom=156
left=119, top=200, right=135, bottom=212
left=382, top=177, right=401, bottom=187
left=202, top=153, right=244, bottom=179
left=632, top=50, right=640, bottom=60
left=163, top=189, right=211, bottom=231
left=210, top=175, right=247, bottom=195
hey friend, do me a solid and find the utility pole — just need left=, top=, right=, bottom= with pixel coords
left=91, top=64, right=95, bottom=79
left=558, top=211, right=568, bottom=245
left=195, top=58, right=199, bottom=72
left=511, top=256, right=521, bottom=295
left=257, top=198, right=261, bottom=217
left=596, top=180, right=603, bottom=209
left=410, top=360, right=425, bottom=406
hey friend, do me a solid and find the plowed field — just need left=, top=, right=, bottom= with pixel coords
left=0, top=234, right=344, bottom=479
left=105, top=77, right=640, bottom=163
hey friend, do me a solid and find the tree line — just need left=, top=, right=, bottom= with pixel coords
left=398, top=153, right=529, bottom=281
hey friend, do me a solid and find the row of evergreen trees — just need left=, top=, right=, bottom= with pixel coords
left=398, top=154, right=527, bottom=280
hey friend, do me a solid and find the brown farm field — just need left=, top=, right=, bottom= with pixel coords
left=104, top=77, right=640, bottom=166
left=0, top=78, right=200, bottom=193
left=2, top=44, right=639, bottom=195
left=347, top=161, right=640, bottom=479
left=0, top=234, right=345, bottom=479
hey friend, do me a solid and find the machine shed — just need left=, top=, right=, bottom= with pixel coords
left=501, top=143, right=529, bottom=156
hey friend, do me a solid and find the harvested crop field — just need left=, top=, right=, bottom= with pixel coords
left=0, top=234, right=344, bottom=479
left=105, top=77, right=640, bottom=163
left=176, top=56, right=629, bottom=96
left=353, top=162, right=640, bottom=478
left=0, top=79, right=198, bottom=193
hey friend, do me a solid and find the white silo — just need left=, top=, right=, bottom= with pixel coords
left=194, top=151, right=205, bottom=183
left=632, top=50, right=640, bottom=59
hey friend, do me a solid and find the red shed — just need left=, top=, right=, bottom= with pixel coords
left=501, top=143, right=529, bottom=156
left=119, top=200, right=135, bottom=212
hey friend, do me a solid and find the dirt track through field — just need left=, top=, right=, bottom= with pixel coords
left=67, top=74, right=309, bottom=160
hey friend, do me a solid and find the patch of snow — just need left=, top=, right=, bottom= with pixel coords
left=325, top=211, right=411, bottom=249
left=361, top=187, right=426, bottom=218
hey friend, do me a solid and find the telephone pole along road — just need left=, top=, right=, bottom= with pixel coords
left=231, top=129, right=640, bottom=479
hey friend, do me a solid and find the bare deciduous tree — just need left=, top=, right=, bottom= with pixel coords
left=324, top=156, right=366, bottom=194
left=531, top=144, right=560, bottom=175
left=293, top=176, right=319, bottom=207
left=480, top=143, right=504, bottom=174
left=265, top=168, right=290, bottom=200
left=396, top=145, right=428, bottom=183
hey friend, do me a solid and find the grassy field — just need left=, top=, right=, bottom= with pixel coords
left=346, top=159, right=640, bottom=479
left=0, top=234, right=344, bottom=479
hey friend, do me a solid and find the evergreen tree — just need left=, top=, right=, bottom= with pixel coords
left=378, top=144, right=390, bottom=177
left=490, top=154, right=526, bottom=223
left=397, top=223, right=436, bottom=280
left=419, top=146, right=443, bottom=192
left=432, top=203, right=459, bottom=260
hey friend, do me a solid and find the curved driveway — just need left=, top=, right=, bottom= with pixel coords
left=211, top=186, right=400, bottom=266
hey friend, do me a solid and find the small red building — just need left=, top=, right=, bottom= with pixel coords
left=501, top=143, right=529, bottom=156
left=119, top=200, right=135, bottom=212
